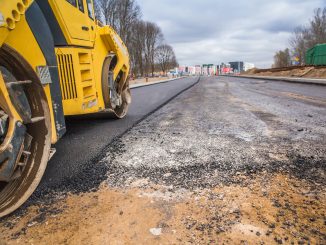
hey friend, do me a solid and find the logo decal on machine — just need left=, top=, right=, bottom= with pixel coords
left=0, top=12, right=5, bottom=26
left=82, top=99, right=98, bottom=110
left=37, top=66, right=52, bottom=85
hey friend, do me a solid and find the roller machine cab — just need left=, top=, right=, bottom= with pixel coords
left=0, top=0, right=131, bottom=217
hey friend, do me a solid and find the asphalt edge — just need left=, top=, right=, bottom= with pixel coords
left=130, top=76, right=186, bottom=89
left=18, top=76, right=201, bottom=215
left=222, top=75, right=326, bottom=86
left=66, top=76, right=200, bottom=185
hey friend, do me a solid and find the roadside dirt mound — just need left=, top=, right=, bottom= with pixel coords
left=242, top=66, right=326, bottom=78
left=244, top=68, right=259, bottom=75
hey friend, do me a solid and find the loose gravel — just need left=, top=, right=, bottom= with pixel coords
left=1, top=76, right=325, bottom=244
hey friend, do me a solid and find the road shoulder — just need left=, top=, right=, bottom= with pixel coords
left=235, top=75, right=326, bottom=86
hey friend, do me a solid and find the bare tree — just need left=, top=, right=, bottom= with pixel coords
left=273, top=48, right=291, bottom=68
left=289, top=26, right=309, bottom=65
left=94, top=0, right=116, bottom=25
left=308, top=7, right=326, bottom=46
left=126, top=20, right=164, bottom=77
left=116, top=0, right=141, bottom=43
left=94, top=0, right=141, bottom=44
left=130, top=20, right=146, bottom=76
left=289, top=7, right=326, bottom=65
left=94, top=0, right=176, bottom=77
left=155, top=44, right=177, bottom=74
left=144, top=22, right=163, bottom=76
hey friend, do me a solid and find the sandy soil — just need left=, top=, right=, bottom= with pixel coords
left=0, top=173, right=325, bottom=245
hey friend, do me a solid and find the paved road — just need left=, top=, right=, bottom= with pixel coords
left=216, top=76, right=326, bottom=149
left=226, top=76, right=326, bottom=104
left=38, top=75, right=325, bottom=193
left=100, top=76, right=326, bottom=190
left=1, top=76, right=325, bottom=244
left=38, top=77, right=199, bottom=192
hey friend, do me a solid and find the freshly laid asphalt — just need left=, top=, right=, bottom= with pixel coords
left=37, top=77, right=199, bottom=192
left=30, top=74, right=325, bottom=200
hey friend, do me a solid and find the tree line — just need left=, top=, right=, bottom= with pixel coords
left=94, top=0, right=178, bottom=77
left=273, top=7, right=326, bottom=68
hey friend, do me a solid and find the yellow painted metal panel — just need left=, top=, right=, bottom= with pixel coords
left=55, top=47, right=100, bottom=115
left=0, top=0, right=33, bottom=45
left=3, top=16, right=57, bottom=144
left=99, top=26, right=130, bottom=81
left=49, top=0, right=94, bottom=47
left=0, top=0, right=131, bottom=142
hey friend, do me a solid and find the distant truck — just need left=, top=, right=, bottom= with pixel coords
left=306, top=43, right=326, bottom=65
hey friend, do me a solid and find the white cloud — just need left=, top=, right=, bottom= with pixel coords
left=138, top=0, right=324, bottom=68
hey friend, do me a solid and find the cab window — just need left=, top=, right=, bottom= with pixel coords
left=66, top=0, right=77, bottom=7
left=78, top=0, right=84, bottom=12
left=86, top=0, right=94, bottom=19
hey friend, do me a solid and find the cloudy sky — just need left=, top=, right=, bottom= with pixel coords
left=138, top=0, right=324, bottom=68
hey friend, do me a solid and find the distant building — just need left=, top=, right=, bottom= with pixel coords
left=202, top=64, right=217, bottom=76
left=178, top=66, right=186, bottom=73
left=178, top=66, right=196, bottom=75
left=219, top=63, right=232, bottom=74
left=175, top=62, right=254, bottom=77
left=226, top=61, right=255, bottom=73
left=229, top=61, right=244, bottom=73
left=188, top=66, right=196, bottom=75
left=244, top=62, right=255, bottom=71
left=175, top=64, right=224, bottom=76
left=195, top=65, right=201, bottom=75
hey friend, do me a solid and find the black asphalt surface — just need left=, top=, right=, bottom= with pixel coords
left=37, top=77, right=199, bottom=193
left=25, top=75, right=325, bottom=200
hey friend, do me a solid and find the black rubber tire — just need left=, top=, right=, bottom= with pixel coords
left=112, top=79, right=131, bottom=119
left=0, top=45, right=51, bottom=218
left=101, top=55, right=131, bottom=119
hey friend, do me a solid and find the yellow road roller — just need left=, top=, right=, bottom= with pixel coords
left=0, top=0, right=131, bottom=217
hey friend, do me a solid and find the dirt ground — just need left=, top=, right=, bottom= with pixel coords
left=243, top=66, right=326, bottom=78
left=0, top=77, right=325, bottom=244
left=0, top=173, right=325, bottom=244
